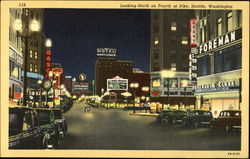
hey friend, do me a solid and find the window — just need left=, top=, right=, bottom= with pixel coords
left=34, top=64, right=38, bottom=72
left=30, top=10, right=34, bottom=19
left=171, top=63, right=176, bottom=71
left=154, top=37, right=159, bottom=45
left=29, top=50, right=33, bottom=58
left=153, top=63, right=160, bottom=71
left=217, top=18, right=222, bottom=36
left=197, top=55, right=210, bottom=76
left=238, top=10, right=242, bottom=27
left=25, top=9, right=29, bottom=16
left=200, top=18, right=207, bottom=43
left=181, top=36, right=188, bottom=45
left=152, top=78, right=161, bottom=88
left=214, top=44, right=242, bottom=73
left=164, top=78, right=178, bottom=88
left=29, top=63, right=33, bottom=72
left=227, top=11, right=233, bottom=32
left=34, top=51, right=38, bottom=59
left=154, top=50, right=159, bottom=60
left=171, top=22, right=177, bottom=31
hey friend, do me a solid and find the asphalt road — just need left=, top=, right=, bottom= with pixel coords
left=59, top=102, right=241, bottom=150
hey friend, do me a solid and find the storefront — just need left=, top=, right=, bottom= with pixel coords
left=195, top=69, right=241, bottom=117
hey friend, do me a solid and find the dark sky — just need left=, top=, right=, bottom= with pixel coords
left=43, top=9, right=150, bottom=83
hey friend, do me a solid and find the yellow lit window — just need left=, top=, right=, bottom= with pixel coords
left=171, top=22, right=177, bottom=31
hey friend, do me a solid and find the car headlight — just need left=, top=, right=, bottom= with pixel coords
left=45, top=133, right=51, bottom=139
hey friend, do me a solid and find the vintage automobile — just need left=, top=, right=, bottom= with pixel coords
left=183, top=110, right=213, bottom=128
left=156, top=110, right=172, bottom=123
left=164, top=110, right=188, bottom=124
left=9, top=106, right=43, bottom=149
left=51, top=108, right=68, bottom=139
left=34, top=108, right=60, bottom=149
left=209, top=110, right=241, bottom=132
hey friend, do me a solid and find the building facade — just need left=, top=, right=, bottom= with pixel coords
left=9, top=8, right=23, bottom=104
left=194, top=10, right=242, bottom=117
left=95, top=58, right=133, bottom=96
left=21, top=8, right=45, bottom=90
left=150, top=10, right=196, bottom=107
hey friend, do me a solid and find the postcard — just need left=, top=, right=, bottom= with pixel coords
left=0, top=0, right=249, bottom=158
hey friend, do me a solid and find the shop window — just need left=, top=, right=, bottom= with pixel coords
left=226, top=11, right=233, bottom=32
left=217, top=18, right=222, bottom=36
left=171, top=22, right=177, bottom=31
left=214, top=44, right=242, bottom=73
left=164, top=78, right=178, bottom=88
left=152, top=78, right=161, bottom=88
left=197, top=55, right=210, bottom=76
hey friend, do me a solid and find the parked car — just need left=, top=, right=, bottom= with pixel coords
left=210, top=110, right=241, bottom=132
left=183, top=110, right=213, bottom=128
left=51, top=108, right=68, bottom=139
left=34, top=108, right=60, bottom=149
left=156, top=110, right=172, bottom=123
left=164, top=110, right=188, bottom=124
left=9, top=106, right=43, bottom=149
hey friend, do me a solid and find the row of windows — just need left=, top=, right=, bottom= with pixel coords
left=152, top=78, right=192, bottom=88
left=29, top=50, right=38, bottom=59
left=153, top=36, right=188, bottom=46
left=9, top=60, right=23, bottom=81
left=22, top=9, right=40, bottom=20
left=197, top=44, right=242, bottom=77
left=199, top=10, right=242, bottom=44
left=29, top=63, right=38, bottom=73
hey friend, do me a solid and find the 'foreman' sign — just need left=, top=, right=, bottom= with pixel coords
left=198, top=28, right=242, bottom=54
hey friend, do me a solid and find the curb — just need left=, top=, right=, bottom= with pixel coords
left=130, top=113, right=158, bottom=116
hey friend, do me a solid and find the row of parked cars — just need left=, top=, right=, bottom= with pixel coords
left=9, top=105, right=68, bottom=149
left=156, top=109, right=241, bottom=132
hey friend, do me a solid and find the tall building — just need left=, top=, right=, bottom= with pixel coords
left=21, top=8, right=45, bottom=90
left=149, top=10, right=196, bottom=107
left=194, top=10, right=242, bottom=117
left=95, top=58, right=133, bottom=96
left=9, top=9, right=23, bottom=104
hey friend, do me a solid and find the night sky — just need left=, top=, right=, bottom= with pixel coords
left=43, top=9, right=150, bottom=83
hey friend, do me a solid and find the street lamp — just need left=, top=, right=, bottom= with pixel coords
left=14, top=19, right=40, bottom=106
left=130, top=82, right=139, bottom=113
left=141, top=86, right=149, bottom=112
left=37, top=80, right=42, bottom=106
left=161, top=70, right=175, bottom=107
left=182, top=80, right=188, bottom=109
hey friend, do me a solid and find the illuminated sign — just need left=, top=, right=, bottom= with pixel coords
left=45, top=49, right=52, bottom=79
left=190, top=19, right=197, bottom=46
left=79, top=73, right=87, bottom=81
left=13, top=83, right=22, bottom=99
left=52, top=68, right=63, bottom=89
left=73, top=82, right=89, bottom=91
left=194, top=80, right=238, bottom=93
left=198, top=28, right=242, bottom=54
left=107, top=76, right=128, bottom=91
left=189, top=47, right=198, bottom=81
left=97, top=48, right=116, bottom=57
left=150, top=88, right=162, bottom=97
left=9, top=48, right=23, bottom=66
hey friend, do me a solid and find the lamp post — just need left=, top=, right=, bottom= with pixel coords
left=182, top=80, right=188, bottom=109
left=161, top=70, right=175, bottom=107
left=142, top=86, right=149, bottom=112
left=14, top=19, right=40, bottom=106
left=37, top=80, right=42, bottom=106
left=130, top=83, right=139, bottom=113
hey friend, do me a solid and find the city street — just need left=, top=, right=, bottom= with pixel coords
left=59, top=102, right=241, bottom=150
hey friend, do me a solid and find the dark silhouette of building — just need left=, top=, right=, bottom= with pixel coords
left=95, top=58, right=133, bottom=96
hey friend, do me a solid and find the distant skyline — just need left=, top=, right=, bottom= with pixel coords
left=43, top=9, right=150, bottom=82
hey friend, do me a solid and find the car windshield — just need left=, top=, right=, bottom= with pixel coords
left=52, top=110, right=63, bottom=119
left=9, top=111, right=23, bottom=136
left=37, top=110, right=51, bottom=125
left=174, top=111, right=186, bottom=115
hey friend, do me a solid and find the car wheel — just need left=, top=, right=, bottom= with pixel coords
left=42, top=137, right=49, bottom=149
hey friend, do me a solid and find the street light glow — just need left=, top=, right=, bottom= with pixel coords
left=13, top=19, right=22, bottom=31
left=45, top=38, right=52, bottom=47
left=29, top=19, right=40, bottom=32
